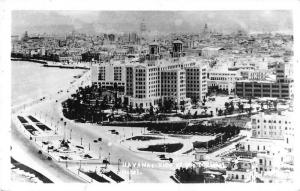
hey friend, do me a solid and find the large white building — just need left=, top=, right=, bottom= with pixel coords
left=91, top=61, right=126, bottom=90
left=239, top=111, right=294, bottom=175
left=123, top=59, right=207, bottom=108
left=92, top=41, right=208, bottom=109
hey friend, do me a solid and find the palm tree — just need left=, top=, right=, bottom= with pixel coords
left=224, top=102, right=229, bottom=113
left=273, top=100, right=278, bottom=111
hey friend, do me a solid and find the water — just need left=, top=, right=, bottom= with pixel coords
left=12, top=61, right=85, bottom=106
left=11, top=61, right=86, bottom=183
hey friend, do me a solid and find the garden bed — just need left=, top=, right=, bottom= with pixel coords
left=103, top=171, right=124, bottom=183
left=81, top=171, right=110, bottom=183
left=138, top=143, right=183, bottom=153
left=17, top=116, right=28, bottom=123
left=36, top=123, right=51, bottom=131
left=23, top=124, right=38, bottom=135
left=126, top=136, right=162, bottom=141
left=28, top=115, right=40, bottom=123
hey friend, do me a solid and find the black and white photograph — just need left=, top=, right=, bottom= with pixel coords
left=0, top=0, right=300, bottom=190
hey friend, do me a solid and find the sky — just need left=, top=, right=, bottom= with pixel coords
left=11, top=10, right=293, bottom=35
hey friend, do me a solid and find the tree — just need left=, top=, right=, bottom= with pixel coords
left=181, top=105, right=185, bottom=113
left=135, top=103, right=139, bottom=113
left=174, top=104, right=178, bottom=113
left=229, top=101, right=234, bottom=114
left=218, top=109, right=223, bottom=116
left=224, top=102, right=229, bottom=113
left=149, top=103, right=154, bottom=116
left=194, top=111, right=198, bottom=118
left=260, top=102, right=264, bottom=111
left=139, top=103, right=144, bottom=114
left=187, top=110, right=192, bottom=119
left=248, top=98, right=252, bottom=114
left=273, top=101, right=278, bottom=111
left=192, top=97, right=198, bottom=105
left=158, top=100, right=163, bottom=113
left=202, top=97, right=207, bottom=106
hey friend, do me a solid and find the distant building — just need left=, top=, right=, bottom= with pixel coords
left=225, top=158, right=256, bottom=183
left=235, top=62, right=293, bottom=99
left=201, top=47, right=224, bottom=58
left=239, top=111, right=294, bottom=174
left=91, top=62, right=126, bottom=93
left=235, top=81, right=293, bottom=99
left=208, top=69, right=242, bottom=94
left=251, top=112, right=294, bottom=149
left=11, top=35, right=19, bottom=42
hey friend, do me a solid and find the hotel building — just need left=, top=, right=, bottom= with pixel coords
left=92, top=40, right=208, bottom=108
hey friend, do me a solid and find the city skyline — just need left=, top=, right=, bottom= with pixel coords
left=12, top=10, right=293, bottom=35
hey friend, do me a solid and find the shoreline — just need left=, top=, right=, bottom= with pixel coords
left=11, top=58, right=90, bottom=70
left=11, top=58, right=48, bottom=64
left=10, top=63, right=91, bottom=183
left=11, top=157, right=53, bottom=183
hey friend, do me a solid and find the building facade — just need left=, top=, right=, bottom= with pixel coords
left=235, top=81, right=293, bottom=98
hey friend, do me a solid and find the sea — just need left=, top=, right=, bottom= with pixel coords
left=11, top=60, right=85, bottom=183
left=12, top=61, right=85, bottom=106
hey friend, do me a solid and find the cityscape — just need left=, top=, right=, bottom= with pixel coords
left=10, top=10, right=294, bottom=183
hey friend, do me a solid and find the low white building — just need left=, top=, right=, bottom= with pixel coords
left=225, top=157, right=256, bottom=183
left=207, top=67, right=242, bottom=93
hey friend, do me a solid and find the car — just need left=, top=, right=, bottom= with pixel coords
left=93, top=140, right=98, bottom=143
left=158, top=154, right=165, bottom=159
left=98, top=138, right=102, bottom=141
left=103, top=159, right=110, bottom=164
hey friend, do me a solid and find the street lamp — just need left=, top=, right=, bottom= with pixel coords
left=70, top=129, right=72, bottom=140
left=99, top=146, right=102, bottom=159
left=129, top=166, right=132, bottom=181
left=117, top=159, right=121, bottom=173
